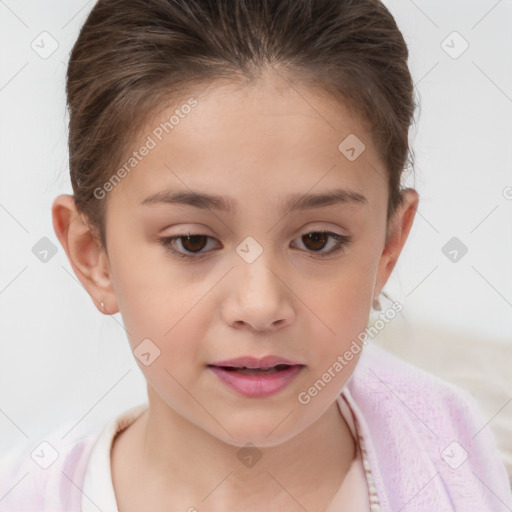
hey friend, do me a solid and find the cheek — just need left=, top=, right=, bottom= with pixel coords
left=316, top=260, right=376, bottom=332
left=305, top=252, right=378, bottom=380
left=117, top=283, right=206, bottom=366
left=120, top=302, right=208, bottom=401
left=108, top=243, right=208, bottom=367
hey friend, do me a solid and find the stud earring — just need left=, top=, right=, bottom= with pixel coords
left=101, top=301, right=105, bottom=310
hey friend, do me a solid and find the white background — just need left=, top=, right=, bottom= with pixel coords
left=1, top=1, right=511, bottom=455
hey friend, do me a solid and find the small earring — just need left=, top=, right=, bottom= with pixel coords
left=372, top=295, right=382, bottom=311
left=100, top=301, right=105, bottom=310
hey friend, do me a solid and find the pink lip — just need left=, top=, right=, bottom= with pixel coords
left=207, top=355, right=304, bottom=398
left=209, top=355, right=302, bottom=369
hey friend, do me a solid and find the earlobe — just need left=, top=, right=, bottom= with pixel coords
left=374, top=188, right=419, bottom=299
left=51, top=194, right=118, bottom=314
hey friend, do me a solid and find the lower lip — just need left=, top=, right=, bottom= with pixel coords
left=208, top=365, right=304, bottom=398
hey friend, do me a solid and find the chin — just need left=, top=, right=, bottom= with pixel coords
left=209, top=418, right=303, bottom=449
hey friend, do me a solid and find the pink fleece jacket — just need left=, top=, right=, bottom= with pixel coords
left=1, top=342, right=511, bottom=511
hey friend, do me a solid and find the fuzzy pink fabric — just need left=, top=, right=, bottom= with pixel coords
left=1, top=342, right=510, bottom=511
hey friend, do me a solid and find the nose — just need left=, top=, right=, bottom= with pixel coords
left=222, top=255, right=296, bottom=333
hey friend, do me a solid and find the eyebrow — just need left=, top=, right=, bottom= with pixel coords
left=140, top=187, right=368, bottom=214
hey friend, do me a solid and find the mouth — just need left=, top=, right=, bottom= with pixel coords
left=208, top=363, right=298, bottom=375
left=208, top=354, right=303, bottom=370
left=207, top=357, right=305, bottom=397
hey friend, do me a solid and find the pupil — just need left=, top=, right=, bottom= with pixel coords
left=304, top=232, right=327, bottom=251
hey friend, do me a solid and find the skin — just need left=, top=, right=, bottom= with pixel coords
left=52, top=69, right=418, bottom=511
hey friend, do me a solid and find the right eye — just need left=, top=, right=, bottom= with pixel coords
left=159, top=233, right=220, bottom=260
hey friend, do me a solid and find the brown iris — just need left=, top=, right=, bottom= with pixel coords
left=302, top=232, right=328, bottom=251
left=181, top=235, right=208, bottom=252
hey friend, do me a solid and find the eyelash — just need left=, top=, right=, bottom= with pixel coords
left=159, top=231, right=352, bottom=260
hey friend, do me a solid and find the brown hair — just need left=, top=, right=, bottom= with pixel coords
left=66, top=0, right=416, bottom=251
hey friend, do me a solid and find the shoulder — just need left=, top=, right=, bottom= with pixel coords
left=350, top=340, right=485, bottom=415
left=347, top=341, right=494, bottom=440
left=0, top=420, right=102, bottom=511
left=0, top=403, right=149, bottom=511
left=345, top=342, right=512, bottom=508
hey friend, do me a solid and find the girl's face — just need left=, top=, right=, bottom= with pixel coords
left=64, top=72, right=417, bottom=447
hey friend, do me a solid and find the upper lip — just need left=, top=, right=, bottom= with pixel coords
left=208, top=355, right=303, bottom=369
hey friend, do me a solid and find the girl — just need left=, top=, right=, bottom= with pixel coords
left=1, top=0, right=510, bottom=510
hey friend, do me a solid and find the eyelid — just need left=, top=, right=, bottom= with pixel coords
left=160, top=233, right=220, bottom=260
left=291, top=231, right=351, bottom=256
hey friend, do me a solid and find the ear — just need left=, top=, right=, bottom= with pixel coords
left=51, top=194, right=118, bottom=315
left=374, top=188, right=419, bottom=299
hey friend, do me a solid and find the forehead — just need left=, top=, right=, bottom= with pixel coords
left=107, top=71, right=387, bottom=215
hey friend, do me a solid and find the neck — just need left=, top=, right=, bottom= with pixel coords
left=131, top=390, right=356, bottom=511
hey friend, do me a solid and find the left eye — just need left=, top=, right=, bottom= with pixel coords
left=291, top=231, right=351, bottom=258
left=159, top=231, right=351, bottom=260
